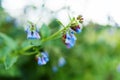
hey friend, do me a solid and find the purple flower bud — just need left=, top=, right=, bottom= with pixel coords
left=70, top=25, right=82, bottom=33
left=77, top=15, right=84, bottom=23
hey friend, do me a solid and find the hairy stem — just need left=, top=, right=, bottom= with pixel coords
left=21, top=20, right=73, bottom=55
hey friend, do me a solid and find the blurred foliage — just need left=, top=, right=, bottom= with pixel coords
left=1, top=4, right=120, bottom=80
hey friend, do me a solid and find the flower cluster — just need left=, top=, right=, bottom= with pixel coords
left=36, top=51, right=49, bottom=66
left=70, top=16, right=83, bottom=33
left=24, top=15, right=83, bottom=66
left=25, top=24, right=40, bottom=39
left=62, top=15, right=84, bottom=48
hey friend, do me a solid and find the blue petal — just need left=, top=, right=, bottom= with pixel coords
left=71, top=34, right=77, bottom=41
left=65, top=33, right=71, bottom=44
left=27, top=31, right=40, bottom=39
left=37, top=57, right=47, bottom=65
left=38, top=57, right=43, bottom=65
left=41, top=52, right=49, bottom=62
left=66, top=43, right=73, bottom=48
left=64, top=31, right=77, bottom=48
left=76, top=29, right=82, bottom=33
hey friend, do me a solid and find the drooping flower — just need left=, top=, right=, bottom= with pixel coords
left=25, top=24, right=40, bottom=39
left=36, top=51, right=49, bottom=66
left=41, top=51, right=49, bottom=63
left=62, top=31, right=77, bottom=48
left=37, top=57, right=46, bottom=65
left=70, top=30, right=77, bottom=41
left=61, top=15, right=83, bottom=48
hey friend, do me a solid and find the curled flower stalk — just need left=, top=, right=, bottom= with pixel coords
left=70, top=16, right=83, bottom=33
left=61, top=15, right=84, bottom=48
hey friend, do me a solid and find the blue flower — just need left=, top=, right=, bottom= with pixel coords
left=25, top=25, right=40, bottom=39
left=52, top=66, right=58, bottom=73
left=62, top=31, right=77, bottom=48
left=58, top=57, right=66, bottom=67
left=70, top=30, right=77, bottom=41
left=41, top=52, right=49, bottom=62
left=37, top=57, right=47, bottom=65
left=36, top=51, right=49, bottom=66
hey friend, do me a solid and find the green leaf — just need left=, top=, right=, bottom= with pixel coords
left=0, top=47, right=11, bottom=63
left=4, top=54, right=18, bottom=70
left=22, top=52, right=36, bottom=56
left=40, top=24, right=51, bottom=38
left=0, top=33, right=17, bottom=50
left=0, top=66, right=21, bottom=77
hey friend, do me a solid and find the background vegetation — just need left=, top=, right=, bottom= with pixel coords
left=0, top=1, right=120, bottom=80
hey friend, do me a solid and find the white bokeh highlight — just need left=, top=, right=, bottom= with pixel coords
left=1, top=0, right=120, bottom=25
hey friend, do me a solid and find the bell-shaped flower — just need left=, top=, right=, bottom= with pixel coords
left=25, top=24, right=40, bottom=39
left=62, top=31, right=77, bottom=48
left=41, top=52, right=49, bottom=63
left=37, top=57, right=47, bottom=65
left=36, top=51, right=49, bottom=66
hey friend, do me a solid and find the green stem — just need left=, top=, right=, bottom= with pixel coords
left=41, top=21, right=72, bottom=43
left=41, top=29, right=62, bottom=42
left=21, top=20, right=73, bottom=55
left=56, top=19, right=66, bottom=28
left=67, top=12, right=72, bottom=21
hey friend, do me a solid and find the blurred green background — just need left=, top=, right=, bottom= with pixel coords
left=1, top=0, right=120, bottom=80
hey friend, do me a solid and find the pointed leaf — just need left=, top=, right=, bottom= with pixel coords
left=4, top=54, right=18, bottom=70
left=40, top=24, right=51, bottom=38
left=0, top=33, right=17, bottom=50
